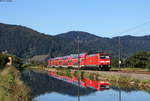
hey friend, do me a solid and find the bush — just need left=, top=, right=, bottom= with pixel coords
left=125, top=51, right=149, bottom=68
left=74, top=70, right=81, bottom=79
left=65, top=69, right=71, bottom=77
left=0, top=53, right=9, bottom=69
left=0, top=53, right=23, bottom=71
left=11, top=56, right=23, bottom=71
left=146, top=62, right=150, bottom=71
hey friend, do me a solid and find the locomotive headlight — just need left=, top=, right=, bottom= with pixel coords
left=101, top=81, right=104, bottom=83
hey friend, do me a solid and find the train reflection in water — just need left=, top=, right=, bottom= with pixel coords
left=48, top=71, right=110, bottom=91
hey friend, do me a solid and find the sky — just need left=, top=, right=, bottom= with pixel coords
left=0, top=0, right=150, bottom=37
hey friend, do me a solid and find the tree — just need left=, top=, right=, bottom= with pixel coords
left=0, top=53, right=9, bottom=69
left=146, top=57, right=150, bottom=71
left=111, top=57, right=119, bottom=68
left=0, top=53, right=23, bottom=70
left=125, top=51, right=150, bottom=68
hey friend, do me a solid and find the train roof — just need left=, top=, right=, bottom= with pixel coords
left=48, top=52, right=111, bottom=60
left=49, top=53, right=87, bottom=60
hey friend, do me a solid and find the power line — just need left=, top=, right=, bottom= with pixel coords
left=115, top=20, right=150, bottom=101
left=118, top=20, right=150, bottom=70
left=119, top=20, right=150, bottom=35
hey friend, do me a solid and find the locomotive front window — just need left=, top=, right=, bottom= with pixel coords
left=100, top=56, right=110, bottom=59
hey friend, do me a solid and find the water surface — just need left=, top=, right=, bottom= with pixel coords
left=22, top=70, right=150, bottom=101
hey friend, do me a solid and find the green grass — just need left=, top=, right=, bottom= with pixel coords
left=0, top=67, right=31, bottom=101
left=31, top=66, right=150, bottom=92
left=73, top=70, right=81, bottom=78
left=111, top=67, right=149, bottom=72
left=98, top=73, right=150, bottom=91
left=73, top=69, right=150, bottom=92
left=65, top=69, right=71, bottom=77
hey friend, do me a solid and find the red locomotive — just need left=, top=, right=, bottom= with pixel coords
left=48, top=52, right=111, bottom=71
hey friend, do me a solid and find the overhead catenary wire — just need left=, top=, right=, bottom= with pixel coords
left=118, top=19, right=150, bottom=68
left=119, top=20, right=150, bottom=35
left=117, top=20, right=150, bottom=101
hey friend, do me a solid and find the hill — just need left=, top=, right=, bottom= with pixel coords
left=56, top=31, right=150, bottom=57
left=0, top=23, right=53, bottom=58
left=0, top=23, right=150, bottom=58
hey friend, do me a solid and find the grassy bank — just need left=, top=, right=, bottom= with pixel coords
left=98, top=73, right=150, bottom=91
left=60, top=68, right=150, bottom=92
left=0, top=67, right=31, bottom=101
left=111, top=67, right=149, bottom=72
left=32, top=66, right=150, bottom=92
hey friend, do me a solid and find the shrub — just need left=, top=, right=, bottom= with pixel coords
left=74, top=70, right=81, bottom=79
left=65, top=69, right=71, bottom=77
left=146, top=62, right=150, bottom=71
left=0, top=53, right=24, bottom=71
left=0, top=53, right=9, bottom=69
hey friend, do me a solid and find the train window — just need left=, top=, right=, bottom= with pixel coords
left=100, top=56, right=110, bottom=59
left=88, top=54, right=96, bottom=56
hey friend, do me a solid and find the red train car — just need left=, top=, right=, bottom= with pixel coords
left=48, top=52, right=111, bottom=71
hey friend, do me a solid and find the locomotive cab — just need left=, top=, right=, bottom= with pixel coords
left=99, top=54, right=111, bottom=71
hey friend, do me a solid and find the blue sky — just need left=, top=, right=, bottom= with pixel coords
left=0, top=0, right=150, bottom=37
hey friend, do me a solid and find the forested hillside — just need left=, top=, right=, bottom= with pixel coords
left=0, top=23, right=150, bottom=58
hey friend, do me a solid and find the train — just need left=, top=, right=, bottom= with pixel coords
left=48, top=52, right=111, bottom=71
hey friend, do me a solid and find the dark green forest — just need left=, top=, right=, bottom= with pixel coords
left=112, top=51, right=150, bottom=70
left=125, top=51, right=150, bottom=69
left=1, top=23, right=150, bottom=59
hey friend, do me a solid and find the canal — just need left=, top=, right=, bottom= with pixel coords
left=22, top=70, right=150, bottom=101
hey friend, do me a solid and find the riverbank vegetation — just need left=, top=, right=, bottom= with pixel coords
left=0, top=67, right=31, bottom=101
left=99, top=73, right=150, bottom=91
left=0, top=53, right=31, bottom=101
left=111, top=67, right=148, bottom=72
left=40, top=67, right=150, bottom=92
left=0, top=53, right=23, bottom=70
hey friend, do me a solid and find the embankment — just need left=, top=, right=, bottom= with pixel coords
left=0, top=67, right=31, bottom=101
left=30, top=66, right=150, bottom=92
